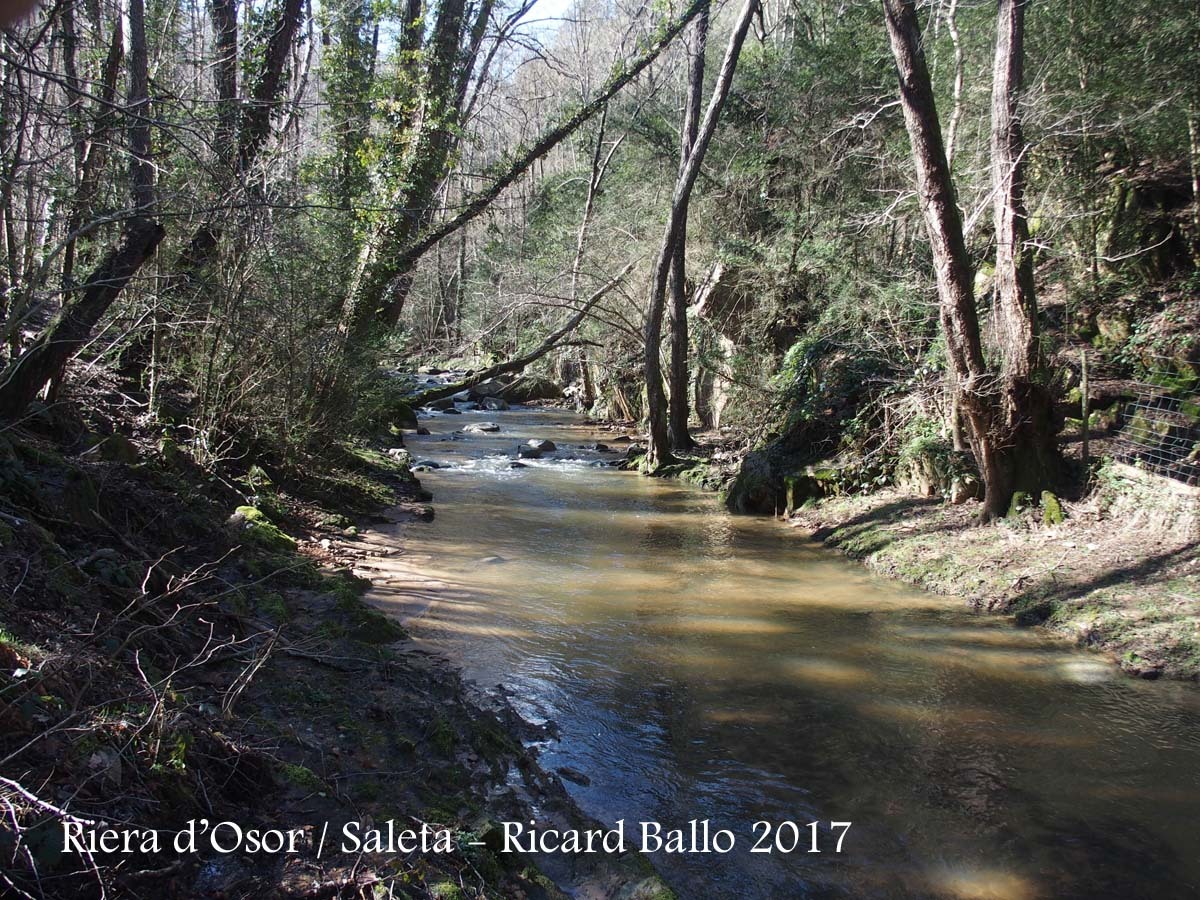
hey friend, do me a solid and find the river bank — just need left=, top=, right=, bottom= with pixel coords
left=0, top=387, right=671, bottom=899
left=786, top=461, right=1200, bottom=681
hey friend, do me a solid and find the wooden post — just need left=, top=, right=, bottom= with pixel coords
left=1080, top=349, right=1090, bottom=467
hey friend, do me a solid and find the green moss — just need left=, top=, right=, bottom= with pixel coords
left=255, top=591, right=289, bottom=621
left=1007, top=491, right=1033, bottom=519
left=429, top=716, right=457, bottom=757
left=279, top=763, right=324, bottom=791
left=231, top=505, right=296, bottom=553
left=429, top=881, right=464, bottom=900
left=1041, top=491, right=1065, bottom=526
left=332, top=592, right=407, bottom=643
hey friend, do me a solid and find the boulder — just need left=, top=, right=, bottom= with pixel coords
left=949, top=475, right=982, bottom=505
left=516, top=446, right=542, bottom=459
left=481, top=397, right=510, bottom=411
left=227, top=506, right=295, bottom=553
left=500, top=375, right=564, bottom=404
left=1008, top=491, right=1034, bottom=519
left=527, top=438, right=556, bottom=452
left=467, top=378, right=511, bottom=400
left=430, top=397, right=455, bottom=411
left=417, top=365, right=445, bottom=375
left=463, top=422, right=501, bottom=434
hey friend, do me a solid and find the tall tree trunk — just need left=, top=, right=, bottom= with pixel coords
left=210, top=0, right=238, bottom=167
left=369, top=0, right=493, bottom=333
left=990, top=0, right=1059, bottom=495
left=172, top=0, right=303, bottom=287
left=338, top=0, right=710, bottom=349
left=667, top=1, right=709, bottom=451
left=645, top=0, right=758, bottom=469
left=881, top=0, right=1006, bottom=519
left=0, top=0, right=163, bottom=420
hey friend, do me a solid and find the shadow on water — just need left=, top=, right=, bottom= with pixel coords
left=376, top=408, right=1200, bottom=900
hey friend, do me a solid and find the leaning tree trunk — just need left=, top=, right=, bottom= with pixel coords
left=645, top=0, right=758, bottom=470
left=881, top=0, right=1007, bottom=519
left=990, top=0, right=1060, bottom=497
left=667, top=1, right=709, bottom=451
left=338, top=0, right=711, bottom=352
left=408, top=263, right=633, bottom=407
left=0, top=0, right=163, bottom=421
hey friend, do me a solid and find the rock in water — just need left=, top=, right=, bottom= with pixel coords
left=516, top=446, right=542, bottom=459
left=463, top=422, right=501, bottom=433
left=467, top=378, right=511, bottom=399
left=501, top=375, right=564, bottom=404
left=527, top=438, right=556, bottom=452
left=481, top=397, right=510, bottom=411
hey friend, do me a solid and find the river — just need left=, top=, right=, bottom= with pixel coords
left=374, top=405, right=1200, bottom=900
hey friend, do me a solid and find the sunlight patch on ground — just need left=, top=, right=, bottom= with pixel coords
left=928, top=866, right=1041, bottom=900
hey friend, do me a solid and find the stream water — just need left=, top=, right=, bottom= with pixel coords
left=378, top=405, right=1200, bottom=900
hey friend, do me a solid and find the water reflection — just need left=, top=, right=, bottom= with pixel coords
left=370, top=408, right=1200, bottom=899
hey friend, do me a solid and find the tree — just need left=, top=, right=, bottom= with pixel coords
left=883, top=0, right=1060, bottom=520
left=0, top=0, right=163, bottom=420
left=880, top=0, right=1001, bottom=517
left=645, top=0, right=759, bottom=469
left=338, top=0, right=713, bottom=349
left=989, top=0, right=1060, bottom=498
left=667, top=1, right=710, bottom=450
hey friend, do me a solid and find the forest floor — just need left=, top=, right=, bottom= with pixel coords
left=0, top=374, right=672, bottom=900
left=786, top=463, right=1200, bottom=680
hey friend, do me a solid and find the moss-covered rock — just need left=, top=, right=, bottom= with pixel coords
left=227, top=506, right=296, bottom=553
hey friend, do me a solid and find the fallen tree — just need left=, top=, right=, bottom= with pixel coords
left=407, top=262, right=635, bottom=407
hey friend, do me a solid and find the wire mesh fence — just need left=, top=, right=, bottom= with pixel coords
left=1108, top=353, right=1200, bottom=487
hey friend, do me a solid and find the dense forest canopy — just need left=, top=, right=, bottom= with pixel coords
left=0, top=0, right=1196, bottom=508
